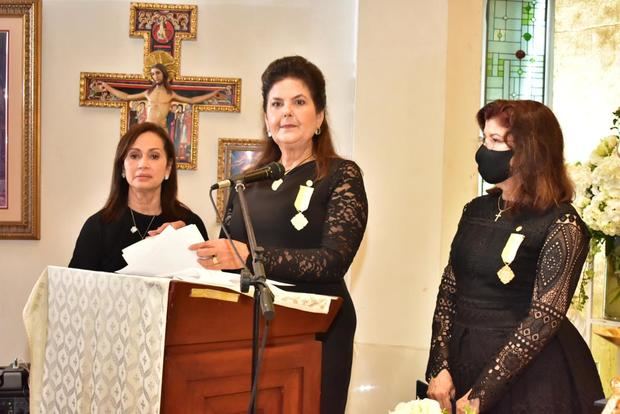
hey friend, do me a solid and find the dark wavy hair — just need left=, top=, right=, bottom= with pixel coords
left=476, top=99, right=574, bottom=212
left=147, top=63, right=173, bottom=94
left=253, top=55, right=340, bottom=180
left=101, top=122, right=190, bottom=222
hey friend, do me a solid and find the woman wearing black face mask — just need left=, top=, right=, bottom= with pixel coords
left=425, top=100, right=603, bottom=414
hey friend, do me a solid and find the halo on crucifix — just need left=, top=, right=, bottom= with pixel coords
left=79, top=3, right=241, bottom=170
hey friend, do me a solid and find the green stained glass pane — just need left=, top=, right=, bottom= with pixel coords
left=483, top=0, right=549, bottom=104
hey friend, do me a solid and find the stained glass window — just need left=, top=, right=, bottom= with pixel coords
left=480, top=0, right=552, bottom=194
left=483, top=0, right=550, bottom=103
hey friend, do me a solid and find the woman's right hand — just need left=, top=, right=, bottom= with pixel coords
left=189, top=238, right=249, bottom=270
left=427, top=369, right=455, bottom=413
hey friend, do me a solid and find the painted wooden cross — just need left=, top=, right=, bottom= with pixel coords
left=79, top=3, right=241, bottom=169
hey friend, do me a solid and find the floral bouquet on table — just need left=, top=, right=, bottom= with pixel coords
left=568, top=107, right=620, bottom=311
left=388, top=398, right=455, bottom=414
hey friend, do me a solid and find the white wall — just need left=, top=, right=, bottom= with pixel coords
left=552, top=0, right=620, bottom=162
left=348, top=0, right=489, bottom=411
left=347, top=0, right=451, bottom=412
left=0, top=0, right=357, bottom=362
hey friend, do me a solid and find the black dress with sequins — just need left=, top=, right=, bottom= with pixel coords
left=223, top=159, right=368, bottom=414
left=426, top=193, right=603, bottom=413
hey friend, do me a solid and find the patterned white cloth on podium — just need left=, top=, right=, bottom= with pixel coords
left=24, top=266, right=170, bottom=414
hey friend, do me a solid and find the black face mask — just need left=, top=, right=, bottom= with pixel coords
left=475, top=145, right=513, bottom=184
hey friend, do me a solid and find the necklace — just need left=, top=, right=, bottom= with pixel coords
left=494, top=196, right=512, bottom=222
left=271, top=154, right=314, bottom=191
left=129, top=208, right=157, bottom=239
left=283, top=154, right=314, bottom=174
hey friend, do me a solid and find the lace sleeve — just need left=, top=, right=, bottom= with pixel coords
left=261, top=160, right=368, bottom=283
left=469, top=213, right=590, bottom=411
left=426, top=263, right=457, bottom=381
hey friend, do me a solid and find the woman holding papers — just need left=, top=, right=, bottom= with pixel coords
left=190, top=56, right=368, bottom=414
left=425, top=100, right=603, bottom=413
left=69, top=122, right=208, bottom=272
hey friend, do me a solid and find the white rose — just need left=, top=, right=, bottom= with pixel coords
left=592, top=157, right=620, bottom=198
left=590, top=135, right=620, bottom=165
left=567, top=163, right=592, bottom=193
left=389, top=398, right=442, bottom=414
left=599, top=197, right=620, bottom=236
left=583, top=193, right=605, bottom=231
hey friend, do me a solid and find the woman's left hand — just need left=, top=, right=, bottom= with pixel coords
left=147, top=220, right=186, bottom=237
left=456, top=390, right=479, bottom=414
left=189, top=238, right=249, bottom=270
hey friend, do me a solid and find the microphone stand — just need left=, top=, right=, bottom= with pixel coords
left=234, top=181, right=275, bottom=414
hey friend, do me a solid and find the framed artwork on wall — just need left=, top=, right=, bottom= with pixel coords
left=0, top=0, right=41, bottom=239
left=78, top=3, right=241, bottom=170
left=216, top=138, right=263, bottom=220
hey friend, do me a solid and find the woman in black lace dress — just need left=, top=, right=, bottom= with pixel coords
left=190, top=56, right=368, bottom=414
left=426, top=100, right=603, bottom=413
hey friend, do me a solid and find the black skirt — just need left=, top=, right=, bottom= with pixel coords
left=449, top=298, right=604, bottom=414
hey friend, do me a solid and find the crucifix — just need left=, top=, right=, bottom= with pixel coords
left=79, top=3, right=241, bottom=170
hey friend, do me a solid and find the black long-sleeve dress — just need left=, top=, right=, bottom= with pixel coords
left=69, top=206, right=208, bottom=272
left=223, top=158, right=368, bottom=414
left=426, top=193, right=603, bottom=413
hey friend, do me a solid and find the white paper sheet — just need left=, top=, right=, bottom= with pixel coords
left=117, top=224, right=205, bottom=277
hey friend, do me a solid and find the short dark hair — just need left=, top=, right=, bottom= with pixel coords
left=101, top=122, right=189, bottom=222
left=254, top=55, right=340, bottom=180
left=477, top=100, right=574, bottom=212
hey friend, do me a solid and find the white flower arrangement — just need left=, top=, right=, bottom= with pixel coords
left=569, top=107, right=620, bottom=310
left=388, top=398, right=446, bottom=414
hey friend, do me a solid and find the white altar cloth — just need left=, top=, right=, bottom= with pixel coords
left=23, top=266, right=335, bottom=413
left=24, top=266, right=170, bottom=414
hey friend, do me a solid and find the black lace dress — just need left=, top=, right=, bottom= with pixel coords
left=223, top=158, right=368, bottom=414
left=426, top=194, right=603, bottom=413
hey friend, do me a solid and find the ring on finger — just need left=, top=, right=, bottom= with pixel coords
left=212, top=256, right=219, bottom=265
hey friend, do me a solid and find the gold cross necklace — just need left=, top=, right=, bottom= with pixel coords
left=495, top=196, right=512, bottom=222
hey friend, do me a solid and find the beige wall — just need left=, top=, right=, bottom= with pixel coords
left=553, top=0, right=620, bottom=161
left=347, top=0, right=482, bottom=412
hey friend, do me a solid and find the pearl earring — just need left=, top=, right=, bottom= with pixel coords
left=315, top=127, right=321, bottom=136
left=121, top=171, right=126, bottom=178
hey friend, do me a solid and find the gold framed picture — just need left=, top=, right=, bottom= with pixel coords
left=0, top=0, right=41, bottom=239
left=216, top=138, right=263, bottom=220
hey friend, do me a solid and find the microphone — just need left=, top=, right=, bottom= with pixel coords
left=211, top=161, right=285, bottom=190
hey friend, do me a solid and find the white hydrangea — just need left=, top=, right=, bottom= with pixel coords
left=389, top=398, right=443, bottom=414
left=592, top=156, right=620, bottom=198
left=589, top=135, right=619, bottom=166
left=567, top=163, right=592, bottom=213
left=570, top=133, right=620, bottom=236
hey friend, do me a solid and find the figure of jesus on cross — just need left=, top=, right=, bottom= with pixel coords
left=79, top=2, right=241, bottom=169
left=97, top=64, right=223, bottom=129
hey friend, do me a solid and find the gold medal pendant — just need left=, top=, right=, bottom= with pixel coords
left=272, top=178, right=283, bottom=191
left=290, top=180, right=314, bottom=231
left=497, top=227, right=525, bottom=285
left=497, top=265, right=515, bottom=284
left=291, top=212, right=309, bottom=230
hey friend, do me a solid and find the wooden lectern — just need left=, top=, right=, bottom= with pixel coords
left=161, top=281, right=342, bottom=413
